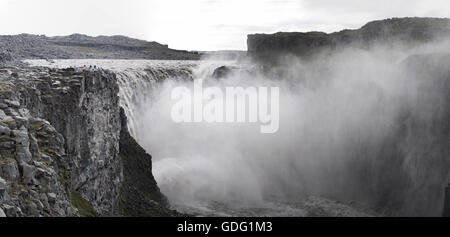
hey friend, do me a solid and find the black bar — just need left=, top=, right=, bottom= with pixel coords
left=0, top=217, right=449, bottom=235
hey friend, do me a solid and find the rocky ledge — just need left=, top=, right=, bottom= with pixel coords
left=0, top=66, right=170, bottom=216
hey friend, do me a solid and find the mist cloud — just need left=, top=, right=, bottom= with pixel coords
left=123, top=38, right=450, bottom=216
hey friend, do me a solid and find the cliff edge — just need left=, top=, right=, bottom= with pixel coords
left=0, top=66, right=170, bottom=216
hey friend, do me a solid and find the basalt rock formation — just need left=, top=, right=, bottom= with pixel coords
left=115, top=107, right=178, bottom=216
left=0, top=66, right=171, bottom=216
left=247, top=17, right=450, bottom=63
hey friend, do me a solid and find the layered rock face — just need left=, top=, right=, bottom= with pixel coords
left=247, top=17, right=450, bottom=63
left=0, top=67, right=79, bottom=216
left=115, top=108, right=175, bottom=216
left=17, top=67, right=122, bottom=215
left=0, top=66, right=169, bottom=216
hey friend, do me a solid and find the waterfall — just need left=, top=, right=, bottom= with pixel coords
left=26, top=55, right=450, bottom=216
left=116, top=64, right=195, bottom=137
left=115, top=56, right=450, bottom=217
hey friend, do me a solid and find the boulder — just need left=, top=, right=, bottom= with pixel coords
left=0, top=177, right=7, bottom=199
left=0, top=141, right=14, bottom=150
left=13, top=129, right=32, bottom=164
left=0, top=124, right=10, bottom=136
left=2, top=204, right=19, bottom=217
left=0, top=109, right=7, bottom=119
left=3, top=107, right=19, bottom=117
left=28, top=134, right=39, bottom=157
left=0, top=177, right=6, bottom=190
left=4, top=99, right=20, bottom=108
left=15, top=150, right=32, bottom=164
left=47, top=193, right=57, bottom=203
left=1, top=160, right=19, bottom=182
left=21, top=163, right=36, bottom=184
left=212, top=66, right=233, bottom=79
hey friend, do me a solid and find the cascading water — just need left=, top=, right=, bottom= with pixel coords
left=26, top=47, right=450, bottom=216
left=115, top=59, right=373, bottom=217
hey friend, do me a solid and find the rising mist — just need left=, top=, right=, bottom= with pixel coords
left=121, top=38, right=450, bottom=216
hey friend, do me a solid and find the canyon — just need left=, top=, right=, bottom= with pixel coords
left=1, top=17, right=450, bottom=216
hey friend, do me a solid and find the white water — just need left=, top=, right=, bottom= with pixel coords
left=26, top=49, right=450, bottom=216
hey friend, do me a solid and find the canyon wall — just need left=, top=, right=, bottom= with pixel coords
left=0, top=66, right=170, bottom=216
left=247, top=17, right=450, bottom=63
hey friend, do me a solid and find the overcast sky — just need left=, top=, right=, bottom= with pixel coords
left=0, top=0, right=449, bottom=51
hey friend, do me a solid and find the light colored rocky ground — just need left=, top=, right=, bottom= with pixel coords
left=0, top=67, right=78, bottom=216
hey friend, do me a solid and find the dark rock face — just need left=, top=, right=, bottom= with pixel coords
left=0, top=66, right=169, bottom=216
left=212, top=66, right=234, bottom=79
left=115, top=108, right=176, bottom=216
left=15, top=68, right=122, bottom=215
left=248, top=31, right=330, bottom=61
left=0, top=33, right=200, bottom=61
left=211, top=65, right=259, bottom=80
left=444, top=184, right=450, bottom=217
left=395, top=54, right=450, bottom=216
left=247, top=17, right=450, bottom=63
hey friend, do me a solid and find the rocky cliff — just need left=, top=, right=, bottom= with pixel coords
left=247, top=17, right=450, bottom=63
left=0, top=66, right=169, bottom=216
